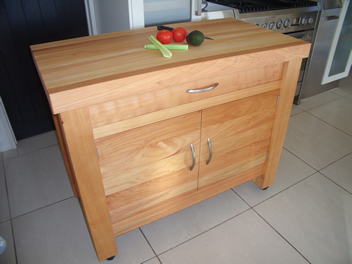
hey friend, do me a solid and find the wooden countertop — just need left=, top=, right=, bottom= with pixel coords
left=31, top=18, right=311, bottom=114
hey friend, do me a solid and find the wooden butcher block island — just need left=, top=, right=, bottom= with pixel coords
left=31, top=18, right=310, bottom=261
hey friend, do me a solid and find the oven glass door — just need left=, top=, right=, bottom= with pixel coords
left=322, top=0, right=352, bottom=84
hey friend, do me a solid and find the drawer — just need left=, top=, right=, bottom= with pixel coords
left=89, top=63, right=283, bottom=130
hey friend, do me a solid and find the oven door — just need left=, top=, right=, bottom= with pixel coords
left=285, top=30, right=314, bottom=102
left=322, top=0, right=352, bottom=84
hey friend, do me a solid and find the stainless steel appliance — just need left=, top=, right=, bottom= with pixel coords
left=205, top=0, right=318, bottom=102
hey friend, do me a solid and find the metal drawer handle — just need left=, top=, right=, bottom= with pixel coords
left=187, top=83, right=219, bottom=93
left=206, top=138, right=213, bottom=165
left=190, top=144, right=196, bottom=171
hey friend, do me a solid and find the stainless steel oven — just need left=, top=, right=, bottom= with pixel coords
left=203, top=0, right=318, bottom=103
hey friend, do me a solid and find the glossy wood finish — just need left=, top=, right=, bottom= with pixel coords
left=89, top=64, right=283, bottom=129
left=199, top=90, right=279, bottom=188
left=52, top=114, right=79, bottom=198
left=254, top=59, right=303, bottom=189
left=31, top=18, right=309, bottom=115
left=59, top=108, right=117, bottom=261
left=96, top=112, right=201, bottom=196
left=31, top=18, right=311, bottom=261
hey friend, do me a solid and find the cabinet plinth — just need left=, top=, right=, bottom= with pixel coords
left=31, top=18, right=310, bottom=261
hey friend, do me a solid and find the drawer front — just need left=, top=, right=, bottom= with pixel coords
left=95, top=111, right=201, bottom=212
left=199, top=89, right=280, bottom=188
left=89, top=63, right=283, bottom=129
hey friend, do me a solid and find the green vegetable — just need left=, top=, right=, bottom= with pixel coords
left=144, top=44, right=188, bottom=50
left=148, top=36, right=172, bottom=58
left=186, top=30, right=205, bottom=46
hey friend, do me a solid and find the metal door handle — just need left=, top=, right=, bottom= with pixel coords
left=190, top=144, right=196, bottom=171
left=322, top=15, right=339, bottom=21
left=187, top=83, right=219, bottom=93
left=206, top=138, right=213, bottom=165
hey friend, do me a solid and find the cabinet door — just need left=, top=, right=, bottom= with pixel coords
left=199, top=90, right=280, bottom=188
left=95, top=111, right=201, bottom=234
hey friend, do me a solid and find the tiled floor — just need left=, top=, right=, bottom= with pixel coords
left=1, top=74, right=352, bottom=264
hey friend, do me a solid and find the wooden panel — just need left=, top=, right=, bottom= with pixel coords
left=110, top=164, right=263, bottom=237
left=93, top=80, right=282, bottom=139
left=199, top=90, right=279, bottom=188
left=52, top=114, right=79, bottom=198
left=89, top=64, right=283, bottom=128
left=59, top=108, right=117, bottom=261
left=254, top=59, right=303, bottom=189
left=96, top=112, right=201, bottom=196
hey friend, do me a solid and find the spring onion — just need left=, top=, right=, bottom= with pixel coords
left=148, top=36, right=172, bottom=58
left=144, top=44, right=189, bottom=50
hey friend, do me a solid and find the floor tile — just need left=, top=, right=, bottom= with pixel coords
left=114, top=228, right=156, bottom=264
left=337, top=69, right=352, bottom=92
left=284, top=112, right=352, bottom=170
left=233, top=148, right=316, bottom=206
left=12, top=198, right=155, bottom=264
left=255, top=173, right=352, bottom=264
left=12, top=198, right=98, bottom=264
left=2, top=148, right=18, bottom=161
left=346, top=94, right=352, bottom=101
left=331, top=87, right=352, bottom=97
left=308, top=98, right=352, bottom=136
left=141, top=190, right=249, bottom=254
left=16, top=130, right=58, bottom=156
left=143, top=258, right=161, bottom=264
left=158, top=209, right=308, bottom=264
left=5, top=145, right=73, bottom=218
left=0, top=221, right=16, bottom=264
left=297, top=90, right=341, bottom=111
left=320, top=153, right=352, bottom=194
left=0, top=155, right=10, bottom=223
left=290, top=104, right=304, bottom=116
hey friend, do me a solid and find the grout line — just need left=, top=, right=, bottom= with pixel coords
left=282, top=147, right=318, bottom=172
left=252, top=209, right=312, bottom=264
left=304, top=111, right=352, bottom=138
left=139, top=228, right=163, bottom=264
left=9, top=196, right=75, bottom=221
left=155, top=208, right=252, bottom=257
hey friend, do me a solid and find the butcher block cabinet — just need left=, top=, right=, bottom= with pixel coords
left=30, top=18, right=310, bottom=261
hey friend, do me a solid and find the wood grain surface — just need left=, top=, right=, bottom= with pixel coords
left=59, top=108, right=117, bottom=261
left=31, top=18, right=310, bottom=114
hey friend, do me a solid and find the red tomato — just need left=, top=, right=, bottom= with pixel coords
left=172, top=27, right=187, bottom=42
left=156, top=30, right=173, bottom=44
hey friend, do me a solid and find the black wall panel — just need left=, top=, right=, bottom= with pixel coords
left=0, top=0, right=88, bottom=140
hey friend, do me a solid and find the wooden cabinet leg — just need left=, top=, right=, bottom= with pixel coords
left=254, top=58, right=302, bottom=189
left=60, top=108, right=117, bottom=261
left=53, top=114, right=79, bottom=198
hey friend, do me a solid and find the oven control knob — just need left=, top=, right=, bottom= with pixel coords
left=276, top=19, right=283, bottom=29
left=308, top=16, right=314, bottom=25
left=301, top=16, right=308, bottom=26
left=261, top=23, right=268, bottom=28
left=269, top=22, right=275, bottom=30
left=284, top=18, right=290, bottom=28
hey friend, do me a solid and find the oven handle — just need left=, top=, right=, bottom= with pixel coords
left=196, top=0, right=202, bottom=16
left=322, top=15, right=339, bottom=21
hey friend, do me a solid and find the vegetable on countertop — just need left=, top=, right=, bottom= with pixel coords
left=156, top=30, right=173, bottom=44
left=148, top=36, right=172, bottom=58
left=144, top=44, right=188, bottom=50
left=186, top=30, right=205, bottom=46
left=172, top=27, right=187, bottom=42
